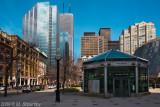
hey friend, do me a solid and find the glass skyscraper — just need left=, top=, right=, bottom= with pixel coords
left=22, top=2, right=60, bottom=67
left=60, top=30, right=69, bottom=60
left=60, top=13, right=74, bottom=58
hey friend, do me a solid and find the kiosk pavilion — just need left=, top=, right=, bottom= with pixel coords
left=83, top=49, right=149, bottom=97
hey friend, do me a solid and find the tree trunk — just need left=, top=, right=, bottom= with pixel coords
left=63, top=65, right=66, bottom=94
left=4, top=63, right=12, bottom=97
left=4, top=68, right=8, bottom=97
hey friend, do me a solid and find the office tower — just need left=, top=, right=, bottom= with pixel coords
left=81, top=32, right=105, bottom=61
left=84, top=32, right=95, bottom=36
left=98, top=28, right=111, bottom=52
left=99, top=28, right=111, bottom=41
left=120, top=30, right=130, bottom=54
left=119, top=34, right=124, bottom=52
left=59, top=30, right=69, bottom=59
left=98, top=35, right=105, bottom=53
left=120, top=21, right=156, bottom=54
left=81, top=32, right=98, bottom=61
left=22, top=2, right=60, bottom=67
left=60, top=13, right=74, bottom=58
left=108, top=41, right=120, bottom=50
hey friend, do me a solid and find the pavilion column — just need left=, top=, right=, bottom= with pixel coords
left=135, top=66, right=138, bottom=94
left=104, top=67, right=108, bottom=95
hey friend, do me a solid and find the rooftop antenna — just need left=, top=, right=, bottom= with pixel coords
left=63, top=3, right=64, bottom=14
left=69, top=3, right=71, bottom=13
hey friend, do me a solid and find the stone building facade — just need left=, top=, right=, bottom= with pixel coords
left=0, top=29, right=12, bottom=86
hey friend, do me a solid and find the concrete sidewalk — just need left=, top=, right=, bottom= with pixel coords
left=0, top=88, right=160, bottom=107
left=47, top=88, right=160, bottom=107
left=52, top=89, right=160, bottom=107
left=0, top=89, right=22, bottom=96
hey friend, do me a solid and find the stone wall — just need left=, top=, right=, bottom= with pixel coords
left=135, top=40, right=160, bottom=74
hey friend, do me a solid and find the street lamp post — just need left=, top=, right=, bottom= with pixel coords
left=55, top=55, right=61, bottom=102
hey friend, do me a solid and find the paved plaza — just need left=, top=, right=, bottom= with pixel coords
left=0, top=88, right=160, bottom=107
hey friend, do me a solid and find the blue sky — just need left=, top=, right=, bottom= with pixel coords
left=0, top=0, right=160, bottom=57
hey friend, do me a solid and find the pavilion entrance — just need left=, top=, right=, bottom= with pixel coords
left=113, top=77, right=130, bottom=97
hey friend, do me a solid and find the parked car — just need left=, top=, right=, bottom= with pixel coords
left=35, top=85, right=42, bottom=91
left=48, top=85, right=54, bottom=89
left=48, top=85, right=56, bottom=89
left=0, top=86, right=11, bottom=91
left=22, top=85, right=36, bottom=92
left=0, top=86, right=5, bottom=91
left=15, top=86, right=22, bottom=90
left=30, top=85, right=36, bottom=91
left=53, top=85, right=56, bottom=88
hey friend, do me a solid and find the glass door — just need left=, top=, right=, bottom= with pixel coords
left=114, top=78, right=129, bottom=97
left=114, top=79, right=122, bottom=97
left=122, top=79, right=129, bottom=97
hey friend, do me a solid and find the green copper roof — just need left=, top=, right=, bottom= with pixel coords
left=84, top=49, right=147, bottom=64
left=107, top=50, right=135, bottom=58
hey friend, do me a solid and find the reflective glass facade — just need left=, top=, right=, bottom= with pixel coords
left=23, top=2, right=60, bottom=67
left=60, top=30, right=68, bottom=59
left=60, top=13, right=74, bottom=58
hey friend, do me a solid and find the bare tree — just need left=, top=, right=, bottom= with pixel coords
left=60, top=55, right=71, bottom=94
left=1, top=49, right=20, bottom=97
left=150, top=70, right=160, bottom=88
left=60, top=54, right=82, bottom=94
left=47, top=67, right=57, bottom=85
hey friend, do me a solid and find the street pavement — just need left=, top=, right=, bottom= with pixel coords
left=0, top=88, right=160, bottom=107
left=0, top=89, right=22, bottom=97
